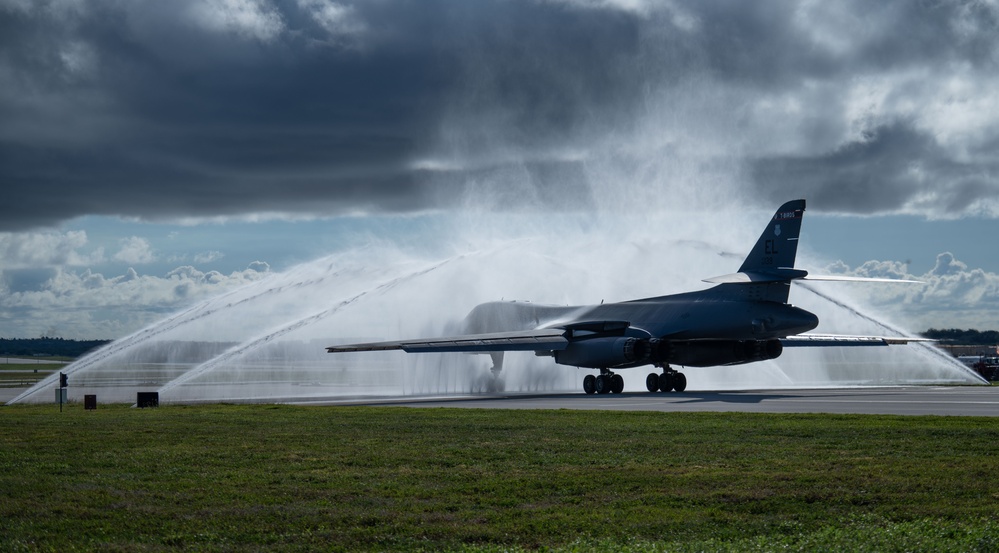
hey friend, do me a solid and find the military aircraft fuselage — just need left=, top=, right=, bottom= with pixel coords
left=326, top=199, right=925, bottom=395
left=461, top=290, right=819, bottom=370
left=569, top=294, right=819, bottom=341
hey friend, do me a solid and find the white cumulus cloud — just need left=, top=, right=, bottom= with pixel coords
left=113, top=236, right=155, bottom=265
left=822, top=252, right=999, bottom=331
left=193, top=250, right=225, bottom=264
left=0, top=230, right=104, bottom=268
left=0, top=262, right=273, bottom=339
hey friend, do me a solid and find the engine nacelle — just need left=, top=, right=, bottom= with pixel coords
left=552, top=338, right=782, bottom=369
left=554, top=337, right=650, bottom=368
left=665, top=339, right=783, bottom=367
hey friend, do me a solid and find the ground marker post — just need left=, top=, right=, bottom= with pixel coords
left=58, top=372, right=67, bottom=412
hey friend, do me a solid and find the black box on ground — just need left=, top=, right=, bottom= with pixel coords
left=136, top=392, right=159, bottom=408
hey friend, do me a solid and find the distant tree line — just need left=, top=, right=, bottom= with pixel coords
left=921, top=329, right=999, bottom=345
left=0, top=337, right=111, bottom=358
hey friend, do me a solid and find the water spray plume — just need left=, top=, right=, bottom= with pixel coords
left=7, top=47, right=987, bottom=404
left=9, top=211, right=983, bottom=404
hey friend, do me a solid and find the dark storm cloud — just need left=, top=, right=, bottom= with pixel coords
left=750, top=121, right=999, bottom=215
left=1, top=0, right=456, bottom=228
left=0, top=0, right=652, bottom=229
left=2, top=0, right=999, bottom=230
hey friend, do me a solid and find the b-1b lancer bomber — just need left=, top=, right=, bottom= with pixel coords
left=327, top=199, right=926, bottom=394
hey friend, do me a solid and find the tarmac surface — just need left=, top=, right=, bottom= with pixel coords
left=0, top=357, right=66, bottom=365
left=5, top=385, right=998, bottom=416
left=343, top=386, right=999, bottom=417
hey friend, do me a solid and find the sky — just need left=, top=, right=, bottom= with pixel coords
left=1, top=0, right=998, bottom=340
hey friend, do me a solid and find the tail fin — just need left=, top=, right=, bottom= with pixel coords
left=702, top=199, right=806, bottom=304
left=738, top=199, right=805, bottom=273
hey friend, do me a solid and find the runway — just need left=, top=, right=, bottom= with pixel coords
left=343, top=386, right=999, bottom=417
left=6, top=384, right=997, bottom=416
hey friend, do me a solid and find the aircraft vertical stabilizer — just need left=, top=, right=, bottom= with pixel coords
left=702, top=199, right=807, bottom=304
left=738, top=199, right=805, bottom=273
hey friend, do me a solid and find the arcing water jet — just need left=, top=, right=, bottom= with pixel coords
left=9, top=212, right=984, bottom=405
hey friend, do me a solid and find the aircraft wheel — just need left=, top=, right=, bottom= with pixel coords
left=595, top=374, right=612, bottom=394
left=611, top=374, right=625, bottom=394
left=583, top=374, right=596, bottom=395
left=673, top=372, right=687, bottom=392
left=658, top=372, right=674, bottom=393
left=645, top=373, right=660, bottom=392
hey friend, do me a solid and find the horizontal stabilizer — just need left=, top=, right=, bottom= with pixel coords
left=801, top=275, right=924, bottom=284
left=781, top=334, right=933, bottom=347
left=704, top=271, right=922, bottom=285
left=327, top=329, right=569, bottom=354
left=703, top=269, right=808, bottom=284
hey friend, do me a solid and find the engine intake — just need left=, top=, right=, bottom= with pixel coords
left=554, top=337, right=650, bottom=368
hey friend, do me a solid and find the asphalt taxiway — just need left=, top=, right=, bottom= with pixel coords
left=349, top=387, right=999, bottom=417
left=6, top=385, right=997, bottom=416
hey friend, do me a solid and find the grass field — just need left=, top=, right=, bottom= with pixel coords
left=3, top=404, right=999, bottom=552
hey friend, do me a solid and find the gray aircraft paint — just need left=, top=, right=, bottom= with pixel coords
left=327, top=200, right=953, bottom=395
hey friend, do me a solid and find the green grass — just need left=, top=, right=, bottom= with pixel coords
left=2, top=404, right=999, bottom=552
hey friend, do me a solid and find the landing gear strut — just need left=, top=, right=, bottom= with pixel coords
left=583, top=369, right=624, bottom=395
left=485, top=352, right=505, bottom=393
left=646, top=365, right=687, bottom=393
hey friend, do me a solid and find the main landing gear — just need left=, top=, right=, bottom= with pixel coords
left=582, top=366, right=687, bottom=395
left=646, top=366, right=687, bottom=393
left=582, top=368, right=625, bottom=395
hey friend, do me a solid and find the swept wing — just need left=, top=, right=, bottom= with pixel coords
left=326, top=329, right=569, bottom=353
left=780, top=334, right=933, bottom=347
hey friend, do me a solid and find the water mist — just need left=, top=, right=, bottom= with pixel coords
left=9, top=211, right=985, bottom=405
left=9, top=26, right=987, bottom=404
